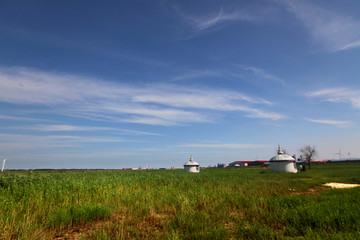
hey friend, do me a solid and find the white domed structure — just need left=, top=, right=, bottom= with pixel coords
left=269, top=145, right=297, bottom=173
left=184, top=155, right=200, bottom=173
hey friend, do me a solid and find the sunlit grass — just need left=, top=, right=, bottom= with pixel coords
left=0, top=163, right=359, bottom=239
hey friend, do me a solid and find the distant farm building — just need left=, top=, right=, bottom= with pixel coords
left=184, top=155, right=200, bottom=173
left=228, top=161, right=247, bottom=167
left=310, top=158, right=360, bottom=164
left=228, top=160, right=267, bottom=167
left=217, top=163, right=226, bottom=168
left=269, top=145, right=297, bottom=173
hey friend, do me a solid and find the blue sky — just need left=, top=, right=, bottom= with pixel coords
left=1, top=0, right=360, bottom=169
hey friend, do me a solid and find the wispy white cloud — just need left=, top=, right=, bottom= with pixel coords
left=133, top=92, right=284, bottom=120
left=0, top=133, right=126, bottom=143
left=98, top=103, right=209, bottom=125
left=132, top=86, right=284, bottom=120
left=1, top=25, right=173, bottom=68
left=336, top=40, right=360, bottom=52
left=0, top=115, right=46, bottom=122
left=175, top=6, right=262, bottom=39
left=186, top=7, right=258, bottom=32
left=35, top=125, right=92, bottom=131
left=0, top=133, right=128, bottom=152
left=245, top=108, right=284, bottom=121
left=305, top=118, right=353, bottom=127
left=169, top=70, right=221, bottom=82
left=0, top=66, right=284, bottom=125
left=0, top=66, right=125, bottom=105
left=44, top=135, right=126, bottom=143
left=0, top=66, right=203, bottom=125
left=237, top=65, right=286, bottom=85
left=176, top=143, right=265, bottom=149
left=12, top=124, right=161, bottom=136
left=307, top=87, right=360, bottom=108
left=132, top=90, right=271, bottom=110
left=279, top=0, right=360, bottom=52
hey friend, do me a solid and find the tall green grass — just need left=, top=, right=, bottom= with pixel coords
left=0, top=163, right=359, bottom=239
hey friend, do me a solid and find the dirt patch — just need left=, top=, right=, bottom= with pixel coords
left=50, top=208, right=174, bottom=240
left=51, top=210, right=126, bottom=239
left=306, top=185, right=326, bottom=194
left=288, top=185, right=328, bottom=196
left=289, top=182, right=359, bottom=196
left=323, top=182, right=360, bottom=189
left=224, top=221, right=236, bottom=231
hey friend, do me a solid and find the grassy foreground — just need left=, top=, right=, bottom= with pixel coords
left=1, top=163, right=360, bottom=239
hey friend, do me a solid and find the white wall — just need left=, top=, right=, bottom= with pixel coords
left=270, top=162, right=297, bottom=173
left=184, top=166, right=200, bottom=173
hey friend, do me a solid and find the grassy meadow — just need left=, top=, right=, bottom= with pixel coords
left=1, top=163, right=360, bottom=239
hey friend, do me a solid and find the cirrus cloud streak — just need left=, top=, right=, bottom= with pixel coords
left=0, top=66, right=284, bottom=125
left=176, top=143, right=266, bottom=149
left=307, top=87, right=360, bottom=109
left=279, top=0, right=360, bottom=52
left=305, top=118, right=353, bottom=128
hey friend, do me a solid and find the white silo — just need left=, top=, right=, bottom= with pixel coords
left=269, top=145, right=297, bottom=173
left=184, top=155, right=200, bottom=173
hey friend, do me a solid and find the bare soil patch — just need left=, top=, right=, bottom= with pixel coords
left=323, top=182, right=360, bottom=189
left=51, top=210, right=125, bottom=239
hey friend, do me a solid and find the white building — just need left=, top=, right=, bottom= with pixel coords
left=184, top=155, right=200, bottom=173
left=269, top=146, right=297, bottom=173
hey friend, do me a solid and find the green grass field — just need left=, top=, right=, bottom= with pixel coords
left=1, top=163, right=360, bottom=239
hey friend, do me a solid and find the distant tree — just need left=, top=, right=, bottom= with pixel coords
left=299, top=145, right=318, bottom=170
